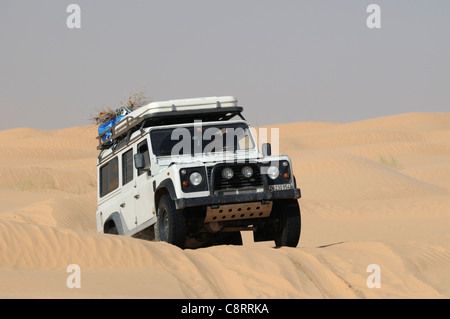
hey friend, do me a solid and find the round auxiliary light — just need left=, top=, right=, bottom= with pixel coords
left=222, top=167, right=234, bottom=180
left=241, top=166, right=253, bottom=178
left=267, top=166, right=280, bottom=180
left=189, top=172, right=203, bottom=186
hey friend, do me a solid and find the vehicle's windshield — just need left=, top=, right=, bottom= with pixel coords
left=150, top=123, right=255, bottom=157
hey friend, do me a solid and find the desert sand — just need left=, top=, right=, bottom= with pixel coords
left=0, top=112, right=449, bottom=298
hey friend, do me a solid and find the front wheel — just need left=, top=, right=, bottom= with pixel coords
left=155, top=194, right=186, bottom=248
left=274, top=199, right=301, bottom=248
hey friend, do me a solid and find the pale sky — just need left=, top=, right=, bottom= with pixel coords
left=0, top=0, right=449, bottom=130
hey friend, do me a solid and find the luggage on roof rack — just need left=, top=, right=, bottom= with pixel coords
left=96, top=96, right=244, bottom=150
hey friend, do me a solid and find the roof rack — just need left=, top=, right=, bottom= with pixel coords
left=96, top=96, right=245, bottom=150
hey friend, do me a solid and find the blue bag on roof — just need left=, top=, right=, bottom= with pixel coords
left=98, top=107, right=132, bottom=142
left=98, top=114, right=125, bottom=142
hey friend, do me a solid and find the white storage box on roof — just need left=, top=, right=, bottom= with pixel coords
left=127, top=96, right=237, bottom=118
left=113, top=96, right=238, bottom=135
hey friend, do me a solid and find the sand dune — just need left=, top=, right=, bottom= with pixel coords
left=0, top=112, right=449, bottom=298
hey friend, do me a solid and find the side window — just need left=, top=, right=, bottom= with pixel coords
left=99, top=157, right=119, bottom=197
left=122, top=149, right=134, bottom=185
left=137, top=140, right=150, bottom=176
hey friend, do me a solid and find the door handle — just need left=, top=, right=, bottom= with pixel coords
left=120, top=203, right=126, bottom=208
left=134, top=194, right=140, bottom=199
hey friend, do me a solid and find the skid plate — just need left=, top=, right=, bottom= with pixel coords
left=205, top=201, right=273, bottom=223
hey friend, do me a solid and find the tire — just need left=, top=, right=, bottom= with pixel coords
left=274, top=199, right=301, bottom=248
left=155, top=194, right=186, bottom=248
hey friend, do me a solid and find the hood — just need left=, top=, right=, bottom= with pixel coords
left=156, top=150, right=263, bottom=166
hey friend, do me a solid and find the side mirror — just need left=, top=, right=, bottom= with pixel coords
left=262, top=143, right=272, bottom=156
left=134, top=153, right=151, bottom=175
left=134, top=153, right=145, bottom=169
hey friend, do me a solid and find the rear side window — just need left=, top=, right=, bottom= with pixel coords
left=122, top=149, right=134, bottom=185
left=100, top=157, right=119, bottom=197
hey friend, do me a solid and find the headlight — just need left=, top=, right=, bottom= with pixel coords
left=222, top=167, right=234, bottom=180
left=267, top=166, right=280, bottom=180
left=241, top=166, right=253, bottom=178
left=189, top=172, right=203, bottom=186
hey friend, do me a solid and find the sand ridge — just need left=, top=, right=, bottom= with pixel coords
left=0, top=112, right=449, bottom=298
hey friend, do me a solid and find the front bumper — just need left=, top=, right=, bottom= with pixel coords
left=175, top=188, right=301, bottom=209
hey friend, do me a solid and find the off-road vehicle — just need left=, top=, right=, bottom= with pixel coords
left=95, top=96, right=301, bottom=248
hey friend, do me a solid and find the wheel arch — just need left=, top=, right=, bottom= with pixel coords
left=103, top=212, right=125, bottom=235
left=155, top=178, right=177, bottom=211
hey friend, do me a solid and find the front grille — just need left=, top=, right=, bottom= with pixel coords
left=208, top=164, right=263, bottom=191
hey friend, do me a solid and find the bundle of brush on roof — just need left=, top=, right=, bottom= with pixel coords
left=91, top=91, right=152, bottom=125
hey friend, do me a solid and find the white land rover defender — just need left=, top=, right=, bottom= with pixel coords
left=95, top=96, right=301, bottom=248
